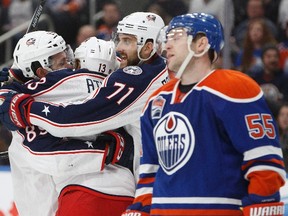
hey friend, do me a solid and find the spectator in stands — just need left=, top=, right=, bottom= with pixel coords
left=232, top=0, right=278, bottom=49
left=278, top=21, right=288, bottom=74
left=2, top=0, right=33, bottom=32
left=234, top=18, right=277, bottom=75
left=145, top=1, right=171, bottom=25
left=144, top=0, right=188, bottom=25
left=71, top=24, right=97, bottom=51
left=262, top=0, right=280, bottom=25
left=277, top=102, right=288, bottom=173
left=278, top=0, right=288, bottom=32
left=252, top=44, right=288, bottom=107
left=188, top=0, right=234, bottom=36
left=45, top=0, right=86, bottom=45
left=95, top=0, right=122, bottom=41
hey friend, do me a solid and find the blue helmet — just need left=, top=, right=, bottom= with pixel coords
left=166, top=13, right=224, bottom=54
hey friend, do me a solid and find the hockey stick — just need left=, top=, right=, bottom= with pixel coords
left=26, top=0, right=47, bottom=34
left=0, top=151, right=8, bottom=159
left=0, top=2, right=47, bottom=157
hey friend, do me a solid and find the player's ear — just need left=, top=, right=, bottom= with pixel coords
left=196, top=36, right=209, bottom=53
left=75, top=59, right=81, bottom=70
left=35, top=67, right=48, bottom=78
left=141, top=41, right=154, bottom=58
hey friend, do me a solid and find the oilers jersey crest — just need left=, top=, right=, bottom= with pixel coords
left=154, top=111, right=195, bottom=175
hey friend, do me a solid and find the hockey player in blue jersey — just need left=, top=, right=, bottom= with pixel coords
left=0, top=12, right=169, bottom=215
left=0, top=31, right=133, bottom=216
left=119, top=13, right=286, bottom=216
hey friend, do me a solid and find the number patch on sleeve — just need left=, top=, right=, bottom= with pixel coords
left=245, top=113, right=276, bottom=139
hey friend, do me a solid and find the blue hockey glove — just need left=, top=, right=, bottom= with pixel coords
left=0, top=67, right=32, bottom=87
left=0, top=68, right=10, bottom=86
left=0, top=91, right=34, bottom=130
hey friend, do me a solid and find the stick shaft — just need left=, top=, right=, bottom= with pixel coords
left=26, top=0, right=47, bottom=34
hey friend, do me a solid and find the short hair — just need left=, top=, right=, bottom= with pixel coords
left=261, top=44, right=279, bottom=59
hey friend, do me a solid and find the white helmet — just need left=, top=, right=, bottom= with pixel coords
left=116, top=12, right=165, bottom=60
left=74, top=37, right=119, bottom=75
left=13, top=31, right=67, bottom=78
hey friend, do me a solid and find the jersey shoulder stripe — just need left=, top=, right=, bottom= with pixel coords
left=197, top=69, right=261, bottom=99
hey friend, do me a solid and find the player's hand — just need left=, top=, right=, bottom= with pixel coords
left=96, top=131, right=125, bottom=165
left=242, top=202, right=284, bottom=216
left=0, top=67, right=32, bottom=87
left=242, top=193, right=284, bottom=216
left=0, top=91, right=33, bottom=130
left=0, top=68, right=11, bottom=86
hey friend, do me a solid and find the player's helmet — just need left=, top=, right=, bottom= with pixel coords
left=74, top=37, right=119, bottom=75
left=166, top=13, right=224, bottom=55
left=116, top=12, right=165, bottom=59
left=13, top=31, right=67, bottom=78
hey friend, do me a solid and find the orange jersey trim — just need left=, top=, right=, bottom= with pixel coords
left=138, top=177, right=155, bottom=185
left=197, top=69, right=261, bottom=99
left=134, top=194, right=153, bottom=207
left=247, top=170, right=285, bottom=196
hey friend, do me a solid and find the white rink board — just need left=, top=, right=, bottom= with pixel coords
left=0, top=166, right=17, bottom=216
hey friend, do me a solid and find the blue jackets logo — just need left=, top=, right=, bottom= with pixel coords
left=154, top=111, right=195, bottom=175
left=123, top=66, right=142, bottom=75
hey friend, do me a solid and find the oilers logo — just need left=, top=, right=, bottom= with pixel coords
left=154, top=111, right=194, bottom=175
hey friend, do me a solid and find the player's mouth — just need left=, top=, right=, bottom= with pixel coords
left=166, top=54, right=174, bottom=63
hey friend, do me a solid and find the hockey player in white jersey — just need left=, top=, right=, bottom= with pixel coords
left=0, top=12, right=169, bottom=215
left=0, top=32, right=133, bottom=216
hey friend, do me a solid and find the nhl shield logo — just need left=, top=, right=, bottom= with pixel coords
left=154, top=111, right=195, bottom=175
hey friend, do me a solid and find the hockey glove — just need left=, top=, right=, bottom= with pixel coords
left=96, top=131, right=125, bottom=165
left=242, top=193, right=284, bottom=216
left=0, top=68, right=9, bottom=83
left=121, top=202, right=150, bottom=216
left=0, top=68, right=31, bottom=87
left=0, top=91, right=33, bottom=130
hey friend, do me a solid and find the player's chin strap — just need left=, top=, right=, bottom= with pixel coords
left=175, top=35, right=211, bottom=79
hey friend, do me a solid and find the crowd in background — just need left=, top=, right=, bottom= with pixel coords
left=0, top=0, right=288, bottom=171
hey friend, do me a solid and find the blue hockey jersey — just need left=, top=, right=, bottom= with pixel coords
left=134, top=69, right=286, bottom=215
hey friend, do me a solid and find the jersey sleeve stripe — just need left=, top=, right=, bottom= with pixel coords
left=244, top=165, right=286, bottom=180
left=243, top=145, right=283, bottom=161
